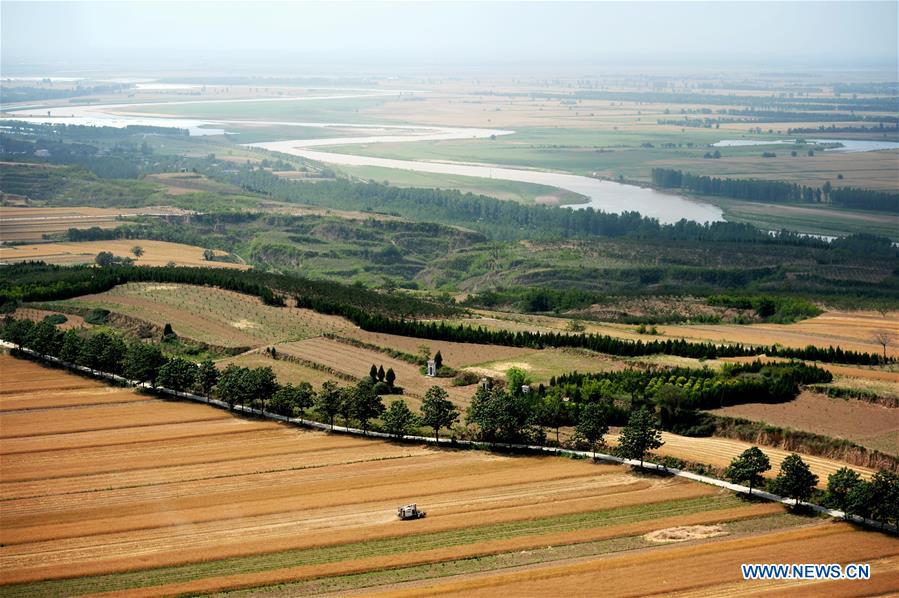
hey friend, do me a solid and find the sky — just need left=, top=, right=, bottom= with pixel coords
left=2, top=1, right=897, bottom=75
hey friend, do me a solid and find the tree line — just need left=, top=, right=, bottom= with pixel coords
left=545, top=361, right=832, bottom=435
left=212, top=164, right=846, bottom=246
left=0, top=262, right=455, bottom=320
left=652, top=168, right=899, bottom=213
left=724, top=446, right=898, bottom=530
left=0, top=263, right=887, bottom=365
left=353, top=314, right=888, bottom=365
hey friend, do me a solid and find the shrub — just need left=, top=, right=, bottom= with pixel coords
left=84, top=308, right=110, bottom=325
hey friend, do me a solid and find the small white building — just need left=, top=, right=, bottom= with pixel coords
left=426, top=359, right=437, bottom=377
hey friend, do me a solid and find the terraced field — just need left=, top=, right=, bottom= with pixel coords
left=7, top=354, right=891, bottom=597
left=276, top=337, right=470, bottom=407
left=0, top=205, right=189, bottom=242
left=50, top=283, right=353, bottom=348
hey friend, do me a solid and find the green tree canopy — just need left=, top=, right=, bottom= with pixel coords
left=420, top=385, right=459, bottom=443
left=383, top=400, right=418, bottom=439
left=771, top=453, right=818, bottom=505
left=350, top=379, right=384, bottom=434
left=156, top=357, right=198, bottom=392
left=576, top=401, right=609, bottom=458
left=617, top=407, right=663, bottom=468
left=314, top=380, right=342, bottom=429
left=724, top=446, right=771, bottom=495
left=824, top=467, right=863, bottom=517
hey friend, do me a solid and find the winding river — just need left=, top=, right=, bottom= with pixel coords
left=4, top=91, right=724, bottom=223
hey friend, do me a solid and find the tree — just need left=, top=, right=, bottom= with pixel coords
left=466, top=386, right=503, bottom=443
left=197, top=359, right=219, bottom=396
left=537, top=394, right=569, bottom=445
left=248, top=367, right=278, bottom=413
left=95, top=251, right=115, bottom=267
left=350, top=379, right=384, bottom=434
left=433, top=350, right=443, bottom=370
left=495, top=391, right=535, bottom=445
left=156, top=357, right=198, bottom=392
left=123, top=342, right=166, bottom=385
left=383, top=400, right=417, bottom=439
left=617, top=407, right=663, bottom=468
left=385, top=367, right=396, bottom=387
left=270, top=382, right=314, bottom=417
left=162, top=323, right=177, bottom=342
left=131, top=245, right=144, bottom=258
left=871, top=330, right=892, bottom=361
left=576, top=401, right=609, bottom=458
left=724, top=447, right=771, bottom=495
left=27, top=319, right=63, bottom=356
left=867, top=469, right=899, bottom=531
left=506, top=367, right=530, bottom=395
left=377, top=364, right=386, bottom=382
left=59, top=329, right=82, bottom=363
left=215, top=364, right=247, bottom=410
left=824, top=467, right=863, bottom=517
left=314, top=380, right=342, bottom=430
left=369, top=364, right=378, bottom=382
left=338, top=387, right=354, bottom=427
left=771, top=453, right=818, bottom=505
left=420, top=385, right=459, bottom=443
left=203, top=248, right=216, bottom=261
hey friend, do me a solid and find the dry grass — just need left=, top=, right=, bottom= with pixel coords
left=11, top=308, right=87, bottom=330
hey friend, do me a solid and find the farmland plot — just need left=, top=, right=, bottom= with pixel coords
left=275, top=337, right=472, bottom=406
left=51, top=283, right=353, bottom=348
left=709, top=390, right=899, bottom=456
left=607, top=431, right=876, bottom=486
left=0, top=240, right=247, bottom=269
left=4, top=354, right=870, bottom=597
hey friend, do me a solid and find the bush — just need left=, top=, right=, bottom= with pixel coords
left=452, top=371, right=481, bottom=386
left=42, top=313, right=68, bottom=325
left=84, top=308, right=110, bottom=325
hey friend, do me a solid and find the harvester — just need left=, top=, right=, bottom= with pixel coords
left=396, top=503, right=426, bottom=520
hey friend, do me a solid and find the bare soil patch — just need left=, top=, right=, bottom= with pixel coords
left=644, top=524, right=727, bottom=543
left=708, top=390, right=899, bottom=456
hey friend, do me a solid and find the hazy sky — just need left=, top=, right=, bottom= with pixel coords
left=2, top=1, right=897, bottom=74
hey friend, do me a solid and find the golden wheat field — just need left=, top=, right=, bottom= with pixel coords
left=1, top=354, right=897, bottom=597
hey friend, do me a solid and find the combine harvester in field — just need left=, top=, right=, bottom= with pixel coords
left=397, top=503, right=426, bottom=520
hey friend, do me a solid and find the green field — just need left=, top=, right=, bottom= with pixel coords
left=337, top=164, right=587, bottom=205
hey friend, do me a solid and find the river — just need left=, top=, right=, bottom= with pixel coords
left=4, top=91, right=724, bottom=223
left=713, top=138, right=899, bottom=153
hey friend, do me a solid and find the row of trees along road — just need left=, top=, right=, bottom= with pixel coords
left=724, top=446, right=899, bottom=530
